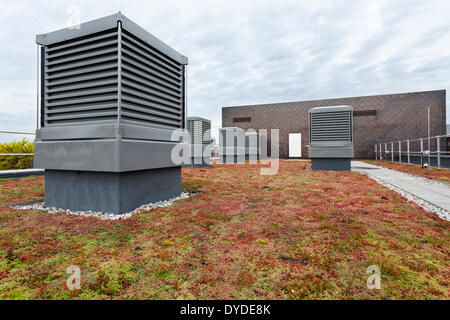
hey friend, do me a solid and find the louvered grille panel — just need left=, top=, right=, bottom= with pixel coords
left=41, top=24, right=185, bottom=129
left=202, top=121, right=211, bottom=143
left=310, top=111, right=352, bottom=142
left=44, top=28, right=119, bottom=126
left=187, top=118, right=211, bottom=145
left=120, top=29, right=183, bottom=129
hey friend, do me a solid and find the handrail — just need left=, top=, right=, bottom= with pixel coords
left=0, top=130, right=35, bottom=135
left=374, top=134, right=450, bottom=170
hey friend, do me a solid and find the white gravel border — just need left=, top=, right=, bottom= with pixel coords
left=353, top=166, right=450, bottom=221
left=10, top=192, right=194, bottom=221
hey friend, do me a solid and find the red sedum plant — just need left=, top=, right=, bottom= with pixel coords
left=0, top=161, right=448, bottom=299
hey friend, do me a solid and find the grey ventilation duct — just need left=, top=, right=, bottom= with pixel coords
left=34, top=12, right=188, bottom=214
left=186, top=117, right=212, bottom=167
left=308, top=105, right=353, bottom=171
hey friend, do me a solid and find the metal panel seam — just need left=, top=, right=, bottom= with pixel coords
left=117, top=21, right=123, bottom=128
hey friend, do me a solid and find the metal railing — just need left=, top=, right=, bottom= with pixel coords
left=0, top=130, right=43, bottom=177
left=374, top=134, right=450, bottom=170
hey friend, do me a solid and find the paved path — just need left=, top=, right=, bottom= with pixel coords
left=352, top=161, right=450, bottom=214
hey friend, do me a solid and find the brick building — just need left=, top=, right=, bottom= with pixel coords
left=222, top=90, right=446, bottom=159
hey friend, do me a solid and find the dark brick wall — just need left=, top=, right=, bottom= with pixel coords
left=222, top=90, right=446, bottom=159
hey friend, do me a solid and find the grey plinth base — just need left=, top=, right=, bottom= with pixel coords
left=246, top=154, right=260, bottom=161
left=44, top=167, right=181, bottom=214
left=220, top=155, right=260, bottom=163
left=311, top=158, right=351, bottom=171
left=221, top=155, right=245, bottom=164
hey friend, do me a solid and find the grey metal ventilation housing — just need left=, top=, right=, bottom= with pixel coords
left=186, top=117, right=212, bottom=167
left=219, top=127, right=245, bottom=163
left=245, top=130, right=262, bottom=161
left=34, top=12, right=188, bottom=214
left=308, top=105, right=354, bottom=171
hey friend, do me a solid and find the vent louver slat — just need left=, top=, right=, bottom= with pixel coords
left=121, top=56, right=181, bottom=86
left=121, top=31, right=181, bottom=69
left=47, top=30, right=119, bottom=52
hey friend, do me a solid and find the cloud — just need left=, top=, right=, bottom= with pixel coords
left=0, top=0, right=448, bottom=143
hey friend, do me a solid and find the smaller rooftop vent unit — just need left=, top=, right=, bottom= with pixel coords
left=219, top=127, right=245, bottom=163
left=245, top=130, right=262, bottom=161
left=308, top=105, right=353, bottom=171
left=187, top=117, right=212, bottom=167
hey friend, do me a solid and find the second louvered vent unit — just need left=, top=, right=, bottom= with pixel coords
left=187, top=117, right=211, bottom=145
left=187, top=117, right=212, bottom=167
left=308, top=105, right=354, bottom=171
left=219, top=127, right=246, bottom=163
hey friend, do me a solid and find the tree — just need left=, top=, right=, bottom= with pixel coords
left=0, top=138, right=34, bottom=170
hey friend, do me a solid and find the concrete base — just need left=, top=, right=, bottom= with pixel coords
left=311, top=158, right=351, bottom=171
left=221, top=155, right=245, bottom=164
left=44, top=167, right=181, bottom=214
left=246, top=154, right=260, bottom=161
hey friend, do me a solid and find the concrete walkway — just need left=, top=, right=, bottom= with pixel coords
left=352, top=161, right=450, bottom=215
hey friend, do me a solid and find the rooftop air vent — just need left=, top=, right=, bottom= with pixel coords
left=308, top=105, right=353, bottom=171
left=219, top=127, right=245, bottom=163
left=187, top=117, right=212, bottom=167
left=34, top=12, right=188, bottom=214
left=245, top=130, right=262, bottom=161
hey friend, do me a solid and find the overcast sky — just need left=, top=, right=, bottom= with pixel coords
left=0, top=0, right=449, bottom=142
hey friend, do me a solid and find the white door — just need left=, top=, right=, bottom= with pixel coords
left=289, top=133, right=302, bottom=157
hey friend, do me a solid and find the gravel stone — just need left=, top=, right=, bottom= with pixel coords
left=10, top=192, right=194, bottom=221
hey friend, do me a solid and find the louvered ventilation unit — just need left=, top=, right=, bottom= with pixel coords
left=186, top=117, right=212, bottom=167
left=219, top=127, right=246, bottom=163
left=34, top=12, right=188, bottom=214
left=245, top=130, right=261, bottom=161
left=308, top=105, right=354, bottom=171
left=187, top=117, right=211, bottom=145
